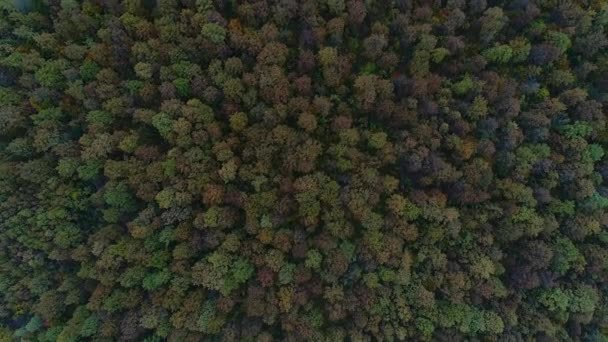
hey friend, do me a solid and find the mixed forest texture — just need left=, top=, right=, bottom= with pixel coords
left=1, top=0, right=608, bottom=340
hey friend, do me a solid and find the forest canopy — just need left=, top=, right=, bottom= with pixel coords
left=1, top=0, right=608, bottom=340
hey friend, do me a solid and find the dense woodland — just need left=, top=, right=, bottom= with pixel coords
left=1, top=0, right=608, bottom=340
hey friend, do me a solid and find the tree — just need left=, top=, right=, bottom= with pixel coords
left=192, top=252, right=254, bottom=295
left=482, top=45, right=513, bottom=64
left=202, top=23, right=226, bottom=44
left=479, top=7, right=507, bottom=44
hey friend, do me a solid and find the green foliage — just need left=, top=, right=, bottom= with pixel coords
left=142, top=269, right=171, bottom=290
left=203, top=206, right=220, bottom=228
left=173, top=78, right=189, bottom=97
left=6, top=137, right=34, bottom=158
left=35, top=59, right=68, bottom=88
left=0, top=87, right=21, bottom=105
left=387, top=194, right=421, bottom=221
left=561, top=121, right=593, bottom=139
left=77, top=160, right=102, bottom=181
left=155, top=188, right=175, bottom=208
left=546, top=31, right=571, bottom=53
left=231, top=258, right=255, bottom=284
left=361, top=62, right=378, bottom=75
left=452, top=74, right=474, bottom=96
left=25, top=316, right=42, bottom=332
left=480, top=7, right=508, bottom=43
left=509, top=37, right=531, bottom=62
left=119, top=266, right=147, bottom=288
left=278, top=263, right=296, bottom=285
left=368, top=131, right=387, bottom=149
left=79, top=60, right=100, bottom=81
left=152, top=112, right=173, bottom=137
left=125, top=79, right=143, bottom=95
left=32, top=107, right=65, bottom=125
left=201, top=23, right=226, bottom=44
left=192, top=252, right=254, bottom=295
left=325, top=0, right=344, bottom=15
left=86, top=110, right=113, bottom=126
left=585, top=192, right=608, bottom=210
left=197, top=300, right=225, bottom=334
left=415, top=317, right=435, bottom=337
left=552, top=237, right=586, bottom=275
left=229, top=112, right=248, bottom=131
left=0, top=326, right=12, bottom=341
left=588, top=144, right=604, bottom=161
left=467, top=96, right=488, bottom=120
left=305, top=249, right=323, bottom=270
left=134, top=62, right=153, bottom=80
left=570, top=285, right=600, bottom=314
left=410, top=50, right=430, bottom=77
left=549, top=200, right=576, bottom=217
left=79, top=315, right=98, bottom=337
left=483, top=45, right=513, bottom=64
left=104, top=182, right=136, bottom=212
left=539, top=288, right=570, bottom=313
left=318, top=47, right=338, bottom=66
left=438, top=303, right=504, bottom=335
left=431, top=48, right=450, bottom=63
left=118, top=133, right=138, bottom=153
left=1, top=1, right=607, bottom=341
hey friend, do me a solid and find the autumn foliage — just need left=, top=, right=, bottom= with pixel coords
left=1, top=0, right=608, bottom=340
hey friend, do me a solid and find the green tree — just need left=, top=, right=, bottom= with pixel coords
left=201, top=23, right=226, bottom=44
left=483, top=45, right=513, bottom=64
